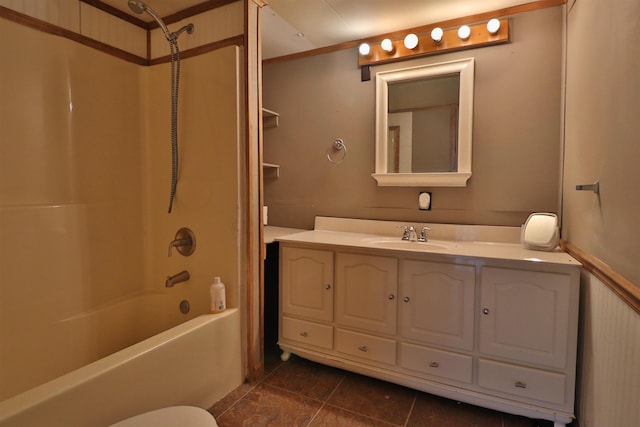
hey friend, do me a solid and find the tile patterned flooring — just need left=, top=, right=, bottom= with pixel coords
left=209, top=347, right=559, bottom=427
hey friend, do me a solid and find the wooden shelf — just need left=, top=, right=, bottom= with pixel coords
left=263, top=162, right=280, bottom=178
left=262, top=108, right=279, bottom=128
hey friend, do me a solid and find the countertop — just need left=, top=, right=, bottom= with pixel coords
left=276, top=228, right=580, bottom=267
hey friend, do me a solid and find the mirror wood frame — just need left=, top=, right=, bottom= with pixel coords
left=372, top=58, right=475, bottom=187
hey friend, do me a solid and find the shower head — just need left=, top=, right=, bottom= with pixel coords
left=127, top=0, right=173, bottom=41
left=127, top=0, right=146, bottom=14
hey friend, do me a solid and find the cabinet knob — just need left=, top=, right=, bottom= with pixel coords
left=299, top=331, right=308, bottom=337
left=403, top=296, right=410, bottom=303
left=514, top=381, right=527, bottom=389
left=388, top=294, right=395, bottom=300
left=358, top=345, right=368, bottom=352
left=429, top=361, right=439, bottom=368
left=324, top=284, right=331, bottom=290
left=482, top=308, right=490, bottom=315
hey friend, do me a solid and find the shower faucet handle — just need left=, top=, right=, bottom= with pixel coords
left=167, top=227, right=196, bottom=257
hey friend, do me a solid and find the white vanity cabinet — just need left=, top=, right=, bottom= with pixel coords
left=398, top=259, right=476, bottom=384
left=400, top=259, right=475, bottom=350
left=335, top=253, right=398, bottom=334
left=334, top=252, right=398, bottom=365
left=277, top=236, right=580, bottom=427
left=280, top=247, right=334, bottom=351
left=477, top=266, right=578, bottom=409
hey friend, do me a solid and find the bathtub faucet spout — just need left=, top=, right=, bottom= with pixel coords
left=166, top=270, right=190, bottom=287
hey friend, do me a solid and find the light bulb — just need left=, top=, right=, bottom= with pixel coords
left=430, top=27, right=443, bottom=43
left=458, top=25, right=471, bottom=40
left=359, top=43, right=371, bottom=56
left=403, top=33, right=418, bottom=50
left=381, top=38, right=394, bottom=53
left=487, top=18, right=501, bottom=35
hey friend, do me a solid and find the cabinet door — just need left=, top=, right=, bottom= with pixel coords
left=281, top=246, right=334, bottom=321
left=479, top=267, right=571, bottom=369
left=400, top=260, right=475, bottom=351
left=335, top=252, right=398, bottom=335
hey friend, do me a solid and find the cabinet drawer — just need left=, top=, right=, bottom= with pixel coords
left=478, top=358, right=566, bottom=405
left=400, top=343, right=472, bottom=384
left=335, top=328, right=396, bottom=365
left=281, top=316, right=333, bottom=350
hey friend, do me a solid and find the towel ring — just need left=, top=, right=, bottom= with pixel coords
left=327, top=138, right=347, bottom=164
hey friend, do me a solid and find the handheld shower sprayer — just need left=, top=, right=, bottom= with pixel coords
left=127, top=0, right=194, bottom=42
left=127, top=0, right=194, bottom=213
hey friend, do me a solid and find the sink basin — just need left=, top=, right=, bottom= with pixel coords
left=362, top=238, right=456, bottom=251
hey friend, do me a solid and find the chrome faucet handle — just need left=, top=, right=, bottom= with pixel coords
left=397, top=225, right=415, bottom=240
left=418, top=226, right=432, bottom=242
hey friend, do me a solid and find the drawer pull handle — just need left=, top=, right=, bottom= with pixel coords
left=429, top=361, right=439, bottom=368
left=514, top=381, right=527, bottom=389
left=325, top=284, right=331, bottom=290
left=358, top=346, right=368, bottom=352
left=299, top=331, right=308, bottom=337
left=388, top=294, right=395, bottom=300
left=483, top=308, right=490, bottom=315
left=403, top=296, right=410, bottom=303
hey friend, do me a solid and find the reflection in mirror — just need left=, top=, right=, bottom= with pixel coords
left=388, top=74, right=459, bottom=173
left=373, top=58, right=474, bottom=187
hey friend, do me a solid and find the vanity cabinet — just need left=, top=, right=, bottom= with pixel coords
left=335, top=253, right=398, bottom=334
left=398, top=259, right=476, bottom=384
left=477, top=266, right=576, bottom=408
left=278, top=240, right=580, bottom=427
left=400, top=260, right=475, bottom=351
left=280, top=247, right=334, bottom=351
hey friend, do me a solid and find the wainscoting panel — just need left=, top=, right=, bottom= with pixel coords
left=578, top=272, right=640, bottom=427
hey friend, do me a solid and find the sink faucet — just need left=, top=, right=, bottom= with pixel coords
left=166, top=270, right=190, bottom=287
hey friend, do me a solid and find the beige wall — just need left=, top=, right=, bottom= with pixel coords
left=563, top=0, right=640, bottom=426
left=263, top=6, right=563, bottom=230
left=563, top=0, right=640, bottom=287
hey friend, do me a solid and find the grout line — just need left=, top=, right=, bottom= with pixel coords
left=403, top=393, right=418, bottom=427
left=306, top=401, right=325, bottom=426
left=303, top=371, right=348, bottom=426
left=213, top=381, right=260, bottom=418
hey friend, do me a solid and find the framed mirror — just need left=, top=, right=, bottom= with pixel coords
left=372, top=58, right=474, bottom=186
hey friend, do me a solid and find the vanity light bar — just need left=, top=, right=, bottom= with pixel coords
left=358, top=18, right=509, bottom=67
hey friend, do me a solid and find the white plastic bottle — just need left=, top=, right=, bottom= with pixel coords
left=210, top=277, right=226, bottom=313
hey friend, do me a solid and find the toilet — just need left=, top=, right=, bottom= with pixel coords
left=109, top=406, right=218, bottom=427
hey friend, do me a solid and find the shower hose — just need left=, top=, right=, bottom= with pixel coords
left=168, top=38, right=180, bottom=213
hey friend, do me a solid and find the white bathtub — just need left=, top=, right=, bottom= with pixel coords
left=0, top=308, right=243, bottom=427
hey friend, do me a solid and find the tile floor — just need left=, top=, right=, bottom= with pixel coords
left=209, top=347, right=562, bottom=427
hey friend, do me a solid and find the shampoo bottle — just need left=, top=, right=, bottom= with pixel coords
left=210, top=277, right=226, bottom=313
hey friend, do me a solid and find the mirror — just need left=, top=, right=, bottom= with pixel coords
left=372, top=58, right=474, bottom=187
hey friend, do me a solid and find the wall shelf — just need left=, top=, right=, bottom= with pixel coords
left=263, top=107, right=280, bottom=177
left=262, top=108, right=279, bottom=128
left=263, top=162, right=280, bottom=178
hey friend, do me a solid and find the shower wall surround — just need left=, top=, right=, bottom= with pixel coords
left=0, top=4, right=243, bottom=400
left=0, top=0, right=243, bottom=60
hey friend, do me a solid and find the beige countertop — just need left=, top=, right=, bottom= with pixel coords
left=264, top=226, right=308, bottom=244
left=274, top=217, right=580, bottom=267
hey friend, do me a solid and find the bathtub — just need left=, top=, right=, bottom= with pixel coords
left=0, top=308, right=243, bottom=427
